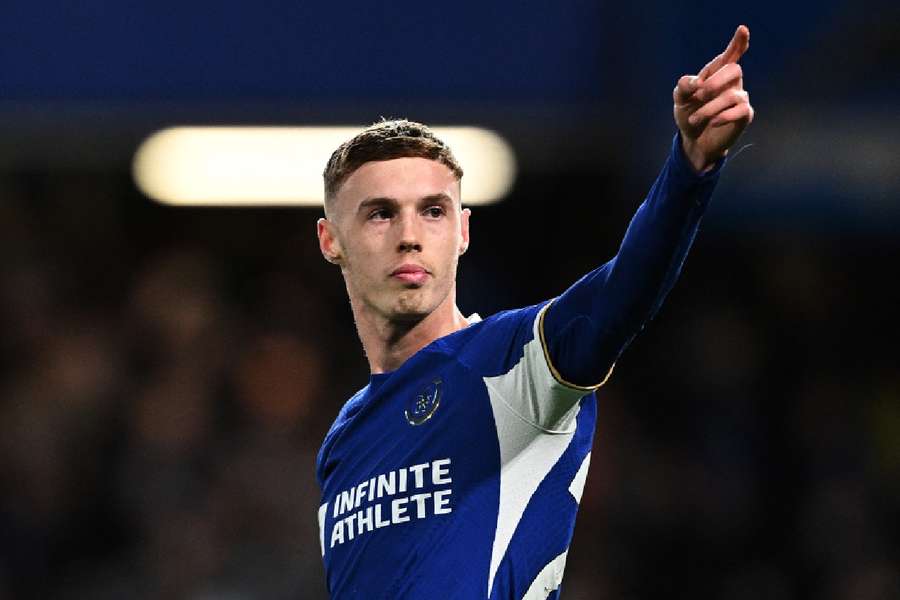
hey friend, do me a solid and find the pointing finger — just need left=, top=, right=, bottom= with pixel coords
left=722, top=25, right=750, bottom=65
left=698, top=25, right=750, bottom=82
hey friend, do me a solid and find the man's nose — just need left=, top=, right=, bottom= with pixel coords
left=397, top=213, right=423, bottom=253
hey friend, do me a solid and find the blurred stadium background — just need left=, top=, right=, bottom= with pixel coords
left=1, top=1, right=898, bottom=598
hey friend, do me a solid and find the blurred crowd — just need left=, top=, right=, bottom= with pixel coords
left=0, top=163, right=897, bottom=599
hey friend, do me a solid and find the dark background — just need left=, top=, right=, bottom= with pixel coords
left=1, top=1, right=898, bottom=598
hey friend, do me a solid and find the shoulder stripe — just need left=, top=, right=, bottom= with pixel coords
left=537, top=300, right=615, bottom=391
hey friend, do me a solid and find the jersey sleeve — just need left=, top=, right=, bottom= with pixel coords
left=542, top=132, right=724, bottom=388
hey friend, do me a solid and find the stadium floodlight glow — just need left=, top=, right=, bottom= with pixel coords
left=132, top=126, right=516, bottom=207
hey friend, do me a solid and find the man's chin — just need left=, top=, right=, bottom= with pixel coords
left=390, top=290, right=434, bottom=321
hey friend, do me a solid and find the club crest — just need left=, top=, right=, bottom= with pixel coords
left=405, top=378, right=442, bottom=426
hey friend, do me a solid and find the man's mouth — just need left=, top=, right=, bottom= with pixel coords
left=391, top=264, right=430, bottom=285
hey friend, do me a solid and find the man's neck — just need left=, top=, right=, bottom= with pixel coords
left=352, top=294, right=470, bottom=374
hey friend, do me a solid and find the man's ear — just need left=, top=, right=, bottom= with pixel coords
left=317, top=218, right=344, bottom=265
left=459, top=208, right=471, bottom=255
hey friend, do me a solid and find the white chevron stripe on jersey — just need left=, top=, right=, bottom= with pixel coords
left=484, top=386, right=577, bottom=597
left=483, top=309, right=588, bottom=597
left=568, top=452, right=591, bottom=504
left=522, top=550, right=569, bottom=600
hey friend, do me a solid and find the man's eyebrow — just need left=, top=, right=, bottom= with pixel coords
left=419, top=193, right=453, bottom=206
left=358, top=196, right=398, bottom=212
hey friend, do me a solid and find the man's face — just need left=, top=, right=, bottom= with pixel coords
left=318, top=157, right=470, bottom=322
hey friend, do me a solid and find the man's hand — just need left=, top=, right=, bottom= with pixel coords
left=673, top=25, right=754, bottom=173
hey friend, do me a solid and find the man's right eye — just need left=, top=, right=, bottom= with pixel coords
left=368, top=209, right=392, bottom=221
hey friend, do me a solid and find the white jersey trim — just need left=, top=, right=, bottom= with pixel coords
left=569, top=452, right=591, bottom=505
left=318, top=502, right=328, bottom=557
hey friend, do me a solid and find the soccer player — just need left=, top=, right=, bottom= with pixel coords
left=315, top=25, right=754, bottom=599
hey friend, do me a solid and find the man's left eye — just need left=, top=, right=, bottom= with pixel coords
left=424, top=207, right=445, bottom=218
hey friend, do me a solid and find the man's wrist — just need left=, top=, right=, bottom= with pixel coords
left=680, top=136, right=726, bottom=175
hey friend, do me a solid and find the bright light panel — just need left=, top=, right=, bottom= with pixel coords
left=132, top=126, right=516, bottom=207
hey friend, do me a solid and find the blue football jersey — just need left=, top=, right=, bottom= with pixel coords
left=316, top=133, right=724, bottom=599
left=317, top=302, right=599, bottom=599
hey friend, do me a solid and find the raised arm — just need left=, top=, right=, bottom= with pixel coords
left=541, top=26, right=754, bottom=389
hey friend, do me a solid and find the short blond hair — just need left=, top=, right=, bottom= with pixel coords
left=323, top=119, right=463, bottom=214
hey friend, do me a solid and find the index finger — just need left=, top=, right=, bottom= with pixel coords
left=698, top=25, right=750, bottom=81
left=722, top=25, right=750, bottom=65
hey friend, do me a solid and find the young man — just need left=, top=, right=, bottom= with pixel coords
left=315, top=26, right=753, bottom=599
